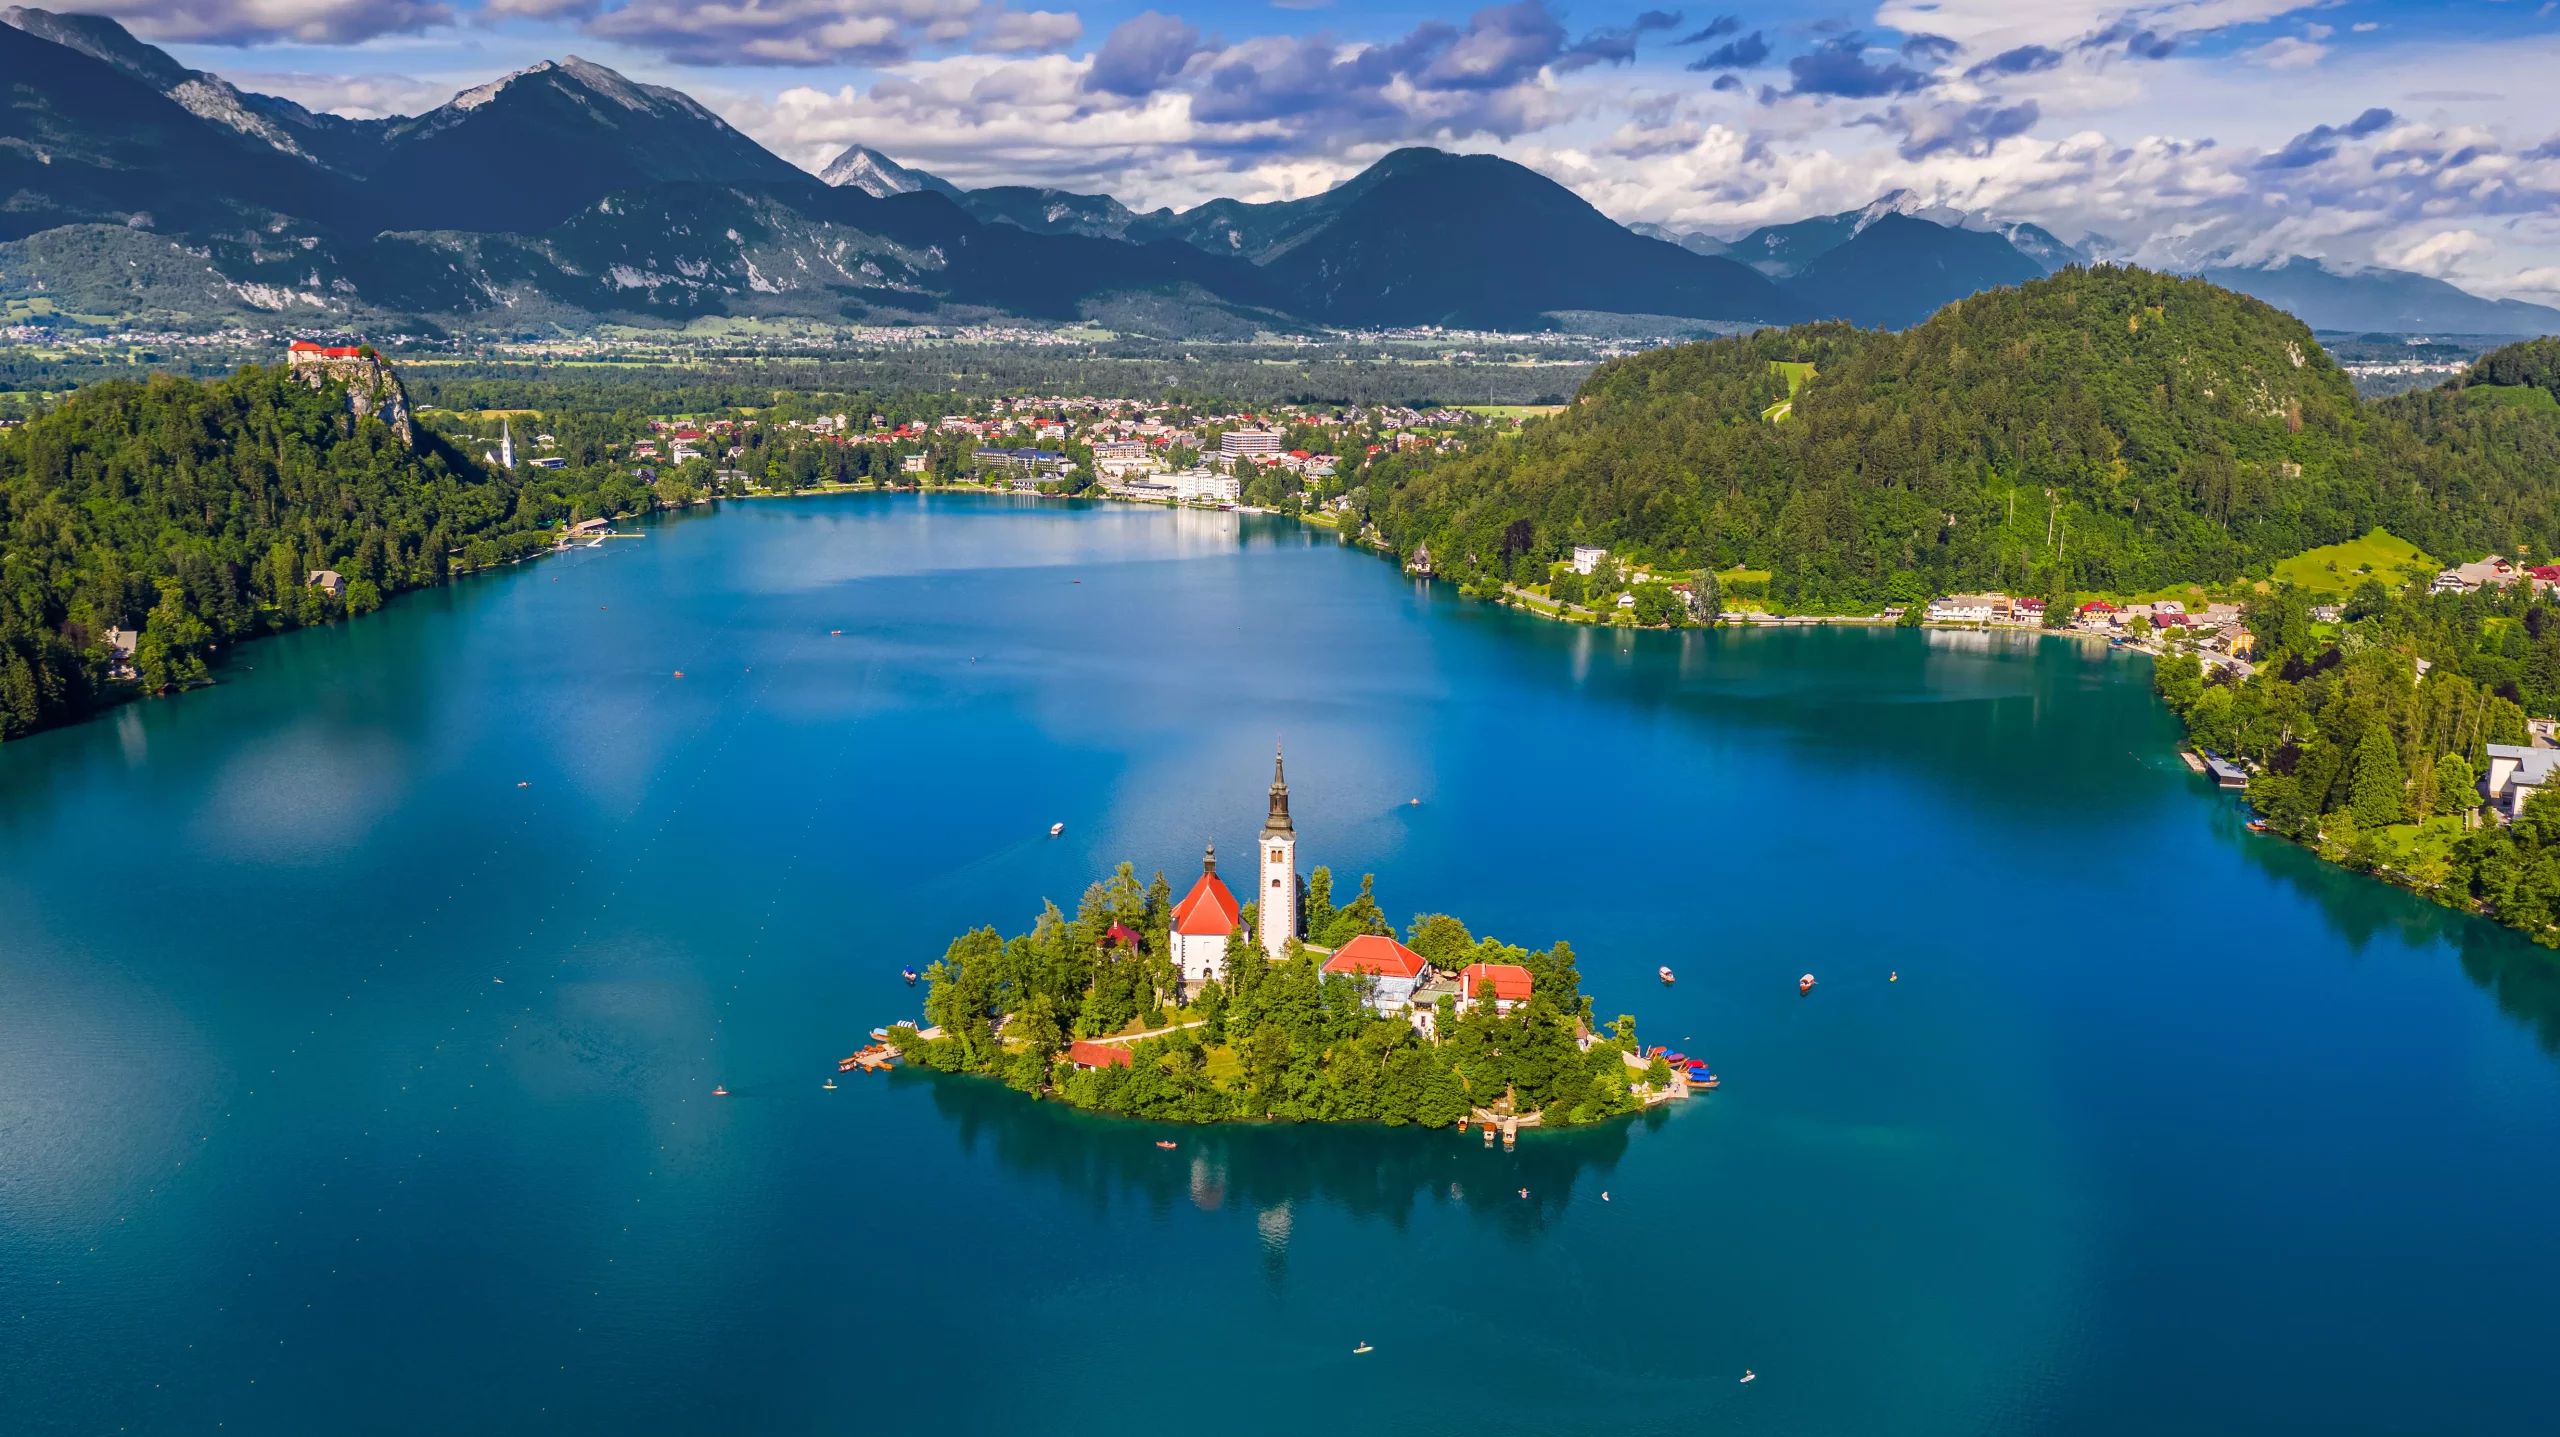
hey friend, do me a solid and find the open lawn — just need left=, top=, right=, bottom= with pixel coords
left=1458, top=404, right=1567, bottom=420
left=1763, top=361, right=1816, bottom=422
left=2270, top=528, right=2438, bottom=596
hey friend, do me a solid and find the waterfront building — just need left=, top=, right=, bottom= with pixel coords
left=1166, top=469, right=1241, bottom=503
left=1460, top=962, right=1533, bottom=1013
left=1066, top=1039, right=1133, bottom=1070
left=1321, top=934, right=1430, bottom=1011
left=1260, top=749, right=1298, bottom=962
left=1571, top=545, right=1607, bottom=575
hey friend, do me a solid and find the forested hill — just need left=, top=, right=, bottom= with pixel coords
left=0, top=366, right=502, bottom=739
left=1375, top=266, right=2560, bottom=612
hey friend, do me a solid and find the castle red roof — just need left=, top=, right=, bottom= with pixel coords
left=1170, top=869, right=1240, bottom=937
left=1461, top=962, right=1534, bottom=1003
left=1323, top=934, right=1429, bottom=981
left=1067, top=1040, right=1132, bottom=1069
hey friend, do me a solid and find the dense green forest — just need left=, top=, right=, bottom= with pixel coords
left=899, top=864, right=1662, bottom=1126
left=1368, top=267, right=2560, bottom=613
left=2146, top=577, right=2560, bottom=943
left=0, top=364, right=703, bottom=739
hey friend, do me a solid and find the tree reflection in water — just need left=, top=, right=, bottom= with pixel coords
left=897, top=1062, right=1669, bottom=1262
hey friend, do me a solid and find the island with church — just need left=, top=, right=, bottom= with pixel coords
left=889, top=751, right=1704, bottom=1127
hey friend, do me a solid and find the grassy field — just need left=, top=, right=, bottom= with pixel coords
left=1459, top=404, right=1567, bottom=419
left=2270, top=528, right=2438, bottom=595
left=1762, top=361, right=1816, bottom=422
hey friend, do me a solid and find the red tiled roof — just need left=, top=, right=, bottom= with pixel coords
left=1104, top=922, right=1144, bottom=949
left=1170, top=870, right=1240, bottom=937
left=1323, top=933, right=1429, bottom=981
left=1068, top=1039, right=1132, bottom=1068
left=1461, top=962, right=1533, bottom=1003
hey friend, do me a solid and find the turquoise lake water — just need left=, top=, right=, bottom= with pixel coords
left=6, top=493, right=2560, bottom=1434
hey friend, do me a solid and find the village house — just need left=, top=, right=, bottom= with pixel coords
left=1571, top=545, right=1607, bottom=575
left=1066, top=1039, right=1133, bottom=1071
left=1459, top=962, right=1533, bottom=1014
left=1928, top=593, right=2008, bottom=623
left=2484, top=744, right=2560, bottom=818
left=307, top=569, right=346, bottom=597
left=1321, top=934, right=1433, bottom=1012
left=2434, top=556, right=2518, bottom=594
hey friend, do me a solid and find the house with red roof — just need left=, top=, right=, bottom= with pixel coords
left=1067, top=1040, right=1132, bottom=1070
left=1321, top=933, right=1432, bottom=1011
left=1168, top=843, right=1241, bottom=994
left=1460, top=962, right=1534, bottom=1014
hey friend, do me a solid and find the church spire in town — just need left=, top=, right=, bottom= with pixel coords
left=1259, top=744, right=1297, bottom=961
left=1263, top=744, right=1293, bottom=836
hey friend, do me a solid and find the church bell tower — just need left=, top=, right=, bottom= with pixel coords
left=1259, top=746, right=1298, bottom=961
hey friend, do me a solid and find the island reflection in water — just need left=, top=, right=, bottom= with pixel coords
left=898, top=1060, right=1661, bottom=1242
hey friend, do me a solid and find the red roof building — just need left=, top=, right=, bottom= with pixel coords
left=1067, top=1040, right=1132, bottom=1070
left=1169, top=843, right=1241, bottom=993
left=287, top=341, right=365, bottom=360
left=1104, top=922, right=1144, bottom=950
left=1322, top=934, right=1429, bottom=981
left=1460, top=962, right=1534, bottom=1008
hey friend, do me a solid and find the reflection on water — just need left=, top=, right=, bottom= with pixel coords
left=902, top=1062, right=1655, bottom=1237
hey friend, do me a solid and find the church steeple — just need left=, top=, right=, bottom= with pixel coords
left=1257, top=745, right=1298, bottom=962
left=1202, top=841, right=1217, bottom=876
left=1262, top=746, right=1293, bottom=835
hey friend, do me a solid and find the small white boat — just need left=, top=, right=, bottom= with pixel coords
left=1739, top=1371, right=1755, bottom=1384
left=1353, top=1343, right=1373, bottom=1355
left=1658, top=966, right=1675, bottom=984
left=822, top=1078, right=837, bottom=1090
left=1799, top=973, right=1817, bottom=993
left=1049, top=822, right=1065, bottom=836
left=870, top=1027, right=889, bottom=1041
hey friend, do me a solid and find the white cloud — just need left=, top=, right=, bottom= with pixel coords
left=570, top=0, right=1075, bottom=66
left=226, top=68, right=455, bottom=116
left=2381, top=228, right=2494, bottom=276
left=74, top=0, right=451, bottom=45
left=2245, top=36, right=2326, bottom=70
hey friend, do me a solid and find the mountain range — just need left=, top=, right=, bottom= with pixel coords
left=0, top=8, right=2551, bottom=341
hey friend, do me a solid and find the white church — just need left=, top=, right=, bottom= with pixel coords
left=1167, top=748, right=1299, bottom=993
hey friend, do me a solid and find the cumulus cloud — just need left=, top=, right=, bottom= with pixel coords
left=227, top=68, right=456, bottom=117
left=2245, top=35, right=2325, bottom=70
left=1966, top=44, right=2061, bottom=80
left=2256, top=107, right=2395, bottom=170
left=72, top=0, right=450, bottom=45
left=1083, top=10, right=1204, bottom=95
left=1787, top=33, right=1928, bottom=97
left=2384, top=228, right=2492, bottom=276
left=571, top=0, right=1076, bottom=66
left=1671, top=15, right=1736, bottom=46
left=980, top=9, right=1079, bottom=53
left=1684, top=31, right=1767, bottom=71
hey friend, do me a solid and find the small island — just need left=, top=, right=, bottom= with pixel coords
left=892, top=752, right=1697, bottom=1127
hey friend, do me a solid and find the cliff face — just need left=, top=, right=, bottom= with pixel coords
left=288, top=349, right=413, bottom=448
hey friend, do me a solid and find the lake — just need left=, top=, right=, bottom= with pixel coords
left=5, top=493, right=2558, bottom=1435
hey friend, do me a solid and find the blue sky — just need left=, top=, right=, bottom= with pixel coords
left=86, top=0, right=2560, bottom=297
